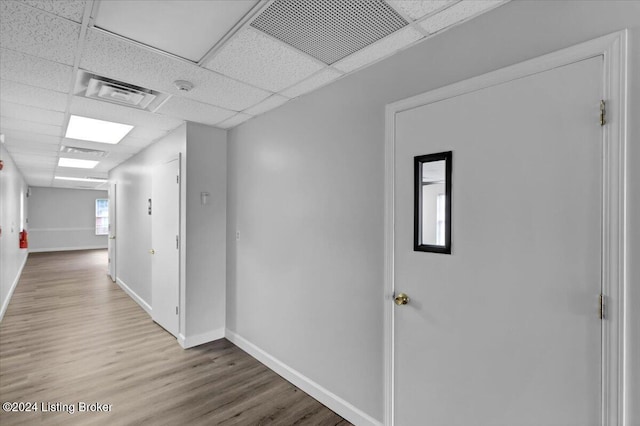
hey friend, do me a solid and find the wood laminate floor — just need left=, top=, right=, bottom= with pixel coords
left=0, top=250, right=351, bottom=426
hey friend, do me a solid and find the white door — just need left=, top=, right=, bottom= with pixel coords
left=151, top=157, right=180, bottom=337
left=107, top=183, right=116, bottom=282
left=393, top=57, right=603, bottom=425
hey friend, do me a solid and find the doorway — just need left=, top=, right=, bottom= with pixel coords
left=151, top=157, right=181, bottom=337
left=108, top=183, right=116, bottom=282
left=384, top=32, right=627, bottom=426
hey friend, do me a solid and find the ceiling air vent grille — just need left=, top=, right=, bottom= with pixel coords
left=60, top=146, right=108, bottom=157
left=250, top=0, right=409, bottom=65
left=75, top=71, right=170, bottom=112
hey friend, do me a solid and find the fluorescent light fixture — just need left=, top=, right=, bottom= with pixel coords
left=65, top=115, right=133, bottom=144
left=54, top=176, right=108, bottom=183
left=58, top=158, right=99, bottom=169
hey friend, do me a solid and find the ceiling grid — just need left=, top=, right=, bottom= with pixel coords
left=0, top=0, right=508, bottom=189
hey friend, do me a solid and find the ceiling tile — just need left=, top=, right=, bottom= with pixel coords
left=205, top=27, right=324, bottom=92
left=333, top=26, right=423, bottom=73
left=0, top=80, right=68, bottom=111
left=243, top=94, right=289, bottom=116
left=11, top=152, right=57, bottom=165
left=6, top=146, right=58, bottom=158
left=419, top=0, right=505, bottom=34
left=156, top=96, right=236, bottom=127
left=95, top=0, right=258, bottom=62
left=4, top=138, right=60, bottom=153
left=70, top=96, right=184, bottom=131
left=1, top=101, right=65, bottom=126
left=0, top=48, right=74, bottom=92
left=126, top=126, right=170, bottom=142
left=1, top=129, right=61, bottom=145
left=20, top=167, right=55, bottom=175
left=280, top=68, right=342, bottom=98
left=386, top=1, right=455, bottom=21
left=216, top=113, right=252, bottom=130
left=0, top=1, right=81, bottom=65
left=1, top=116, right=61, bottom=137
left=16, top=0, right=86, bottom=23
left=80, top=29, right=271, bottom=111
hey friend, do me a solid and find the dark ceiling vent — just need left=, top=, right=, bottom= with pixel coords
left=250, top=0, right=409, bottom=64
left=74, top=71, right=170, bottom=112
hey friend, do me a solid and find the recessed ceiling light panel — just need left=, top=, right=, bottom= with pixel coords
left=58, top=158, right=99, bottom=169
left=65, top=115, right=133, bottom=144
left=54, top=176, right=108, bottom=183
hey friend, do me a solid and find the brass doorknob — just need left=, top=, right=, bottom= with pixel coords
left=394, top=293, right=409, bottom=305
left=149, top=249, right=155, bottom=254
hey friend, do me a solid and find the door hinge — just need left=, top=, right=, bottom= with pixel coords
left=599, top=293, right=606, bottom=320
left=176, top=306, right=179, bottom=315
left=176, top=235, right=179, bottom=249
left=176, top=175, right=179, bottom=184
left=600, top=100, right=606, bottom=126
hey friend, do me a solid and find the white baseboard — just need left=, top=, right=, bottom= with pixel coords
left=29, top=245, right=108, bottom=253
left=0, top=253, right=28, bottom=322
left=225, top=330, right=382, bottom=426
left=115, top=278, right=152, bottom=315
left=178, top=327, right=225, bottom=349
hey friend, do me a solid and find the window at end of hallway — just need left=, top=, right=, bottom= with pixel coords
left=96, top=199, right=109, bottom=236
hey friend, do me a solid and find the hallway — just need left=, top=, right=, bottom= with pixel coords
left=0, top=250, right=349, bottom=426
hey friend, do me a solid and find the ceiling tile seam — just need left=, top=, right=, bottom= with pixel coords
left=0, top=46, right=75, bottom=69
left=91, top=27, right=200, bottom=64
left=0, top=115, right=62, bottom=131
left=206, top=25, right=331, bottom=73
left=415, top=1, right=508, bottom=32
left=274, top=68, right=345, bottom=100
left=87, top=27, right=282, bottom=103
left=9, top=0, right=84, bottom=24
left=383, top=2, right=432, bottom=37
left=327, top=30, right=427, bottom=75
left=0, top=99, right=67, bottom=116
left=89, top=27, right=199, bottom=65
left=0, top=77, right=69, bottom=95
left=54, top=0, right=95, bottom=186
left=196, top=0, right=272, bottom=67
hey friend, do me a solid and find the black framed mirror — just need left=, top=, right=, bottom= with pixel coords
left=414, top=151, right=452, bottom=254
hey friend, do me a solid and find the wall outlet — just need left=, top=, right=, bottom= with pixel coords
left=236, top=231, right=240, bottom=240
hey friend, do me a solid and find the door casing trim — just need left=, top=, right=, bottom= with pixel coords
left=383, top=30, right=628, bottom=426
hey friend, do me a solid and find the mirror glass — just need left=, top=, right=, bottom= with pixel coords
left=414, top=152, right=451, bottom=253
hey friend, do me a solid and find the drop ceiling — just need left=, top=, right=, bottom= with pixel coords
left=0, top=0, right=507, bottom=190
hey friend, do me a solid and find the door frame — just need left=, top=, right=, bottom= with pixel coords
left=108, top=182, right=116, bottom=282
left=383, top=30, right=628, bottom=426
left=150, top=154, right=182, bottom=337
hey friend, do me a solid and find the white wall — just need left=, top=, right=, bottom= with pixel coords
left=0, top=144, right=28, bottom=321
left=28, top=187, right=108, bottom=252
left=185, top=122, right=227, bottom=341
left=109, top=122, right=227, bottom=346
left=109, top=124, right=187, bottom=308
left=226, top=1, right=640, bottom=423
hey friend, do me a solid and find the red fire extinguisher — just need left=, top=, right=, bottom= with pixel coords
left=19, top=230, right=28, bottom=249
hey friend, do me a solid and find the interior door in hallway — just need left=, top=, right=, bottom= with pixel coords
left=393, top=56, right=603, bottom=425
left=108, top=183, right=116, bottom=282
left=151, top=157, right=180, bottom=337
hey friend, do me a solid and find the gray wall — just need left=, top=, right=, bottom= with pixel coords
left=110, top=122, right=227, bottom=343
left=109, top=124, right=187, bottom=307
left=227, top=1, right=640, bottom=422
left=0, top=144, right=28, bottom=320
left=185, top=122, right=227, bottom=338
left=28, top=186, right=108, bottom=252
